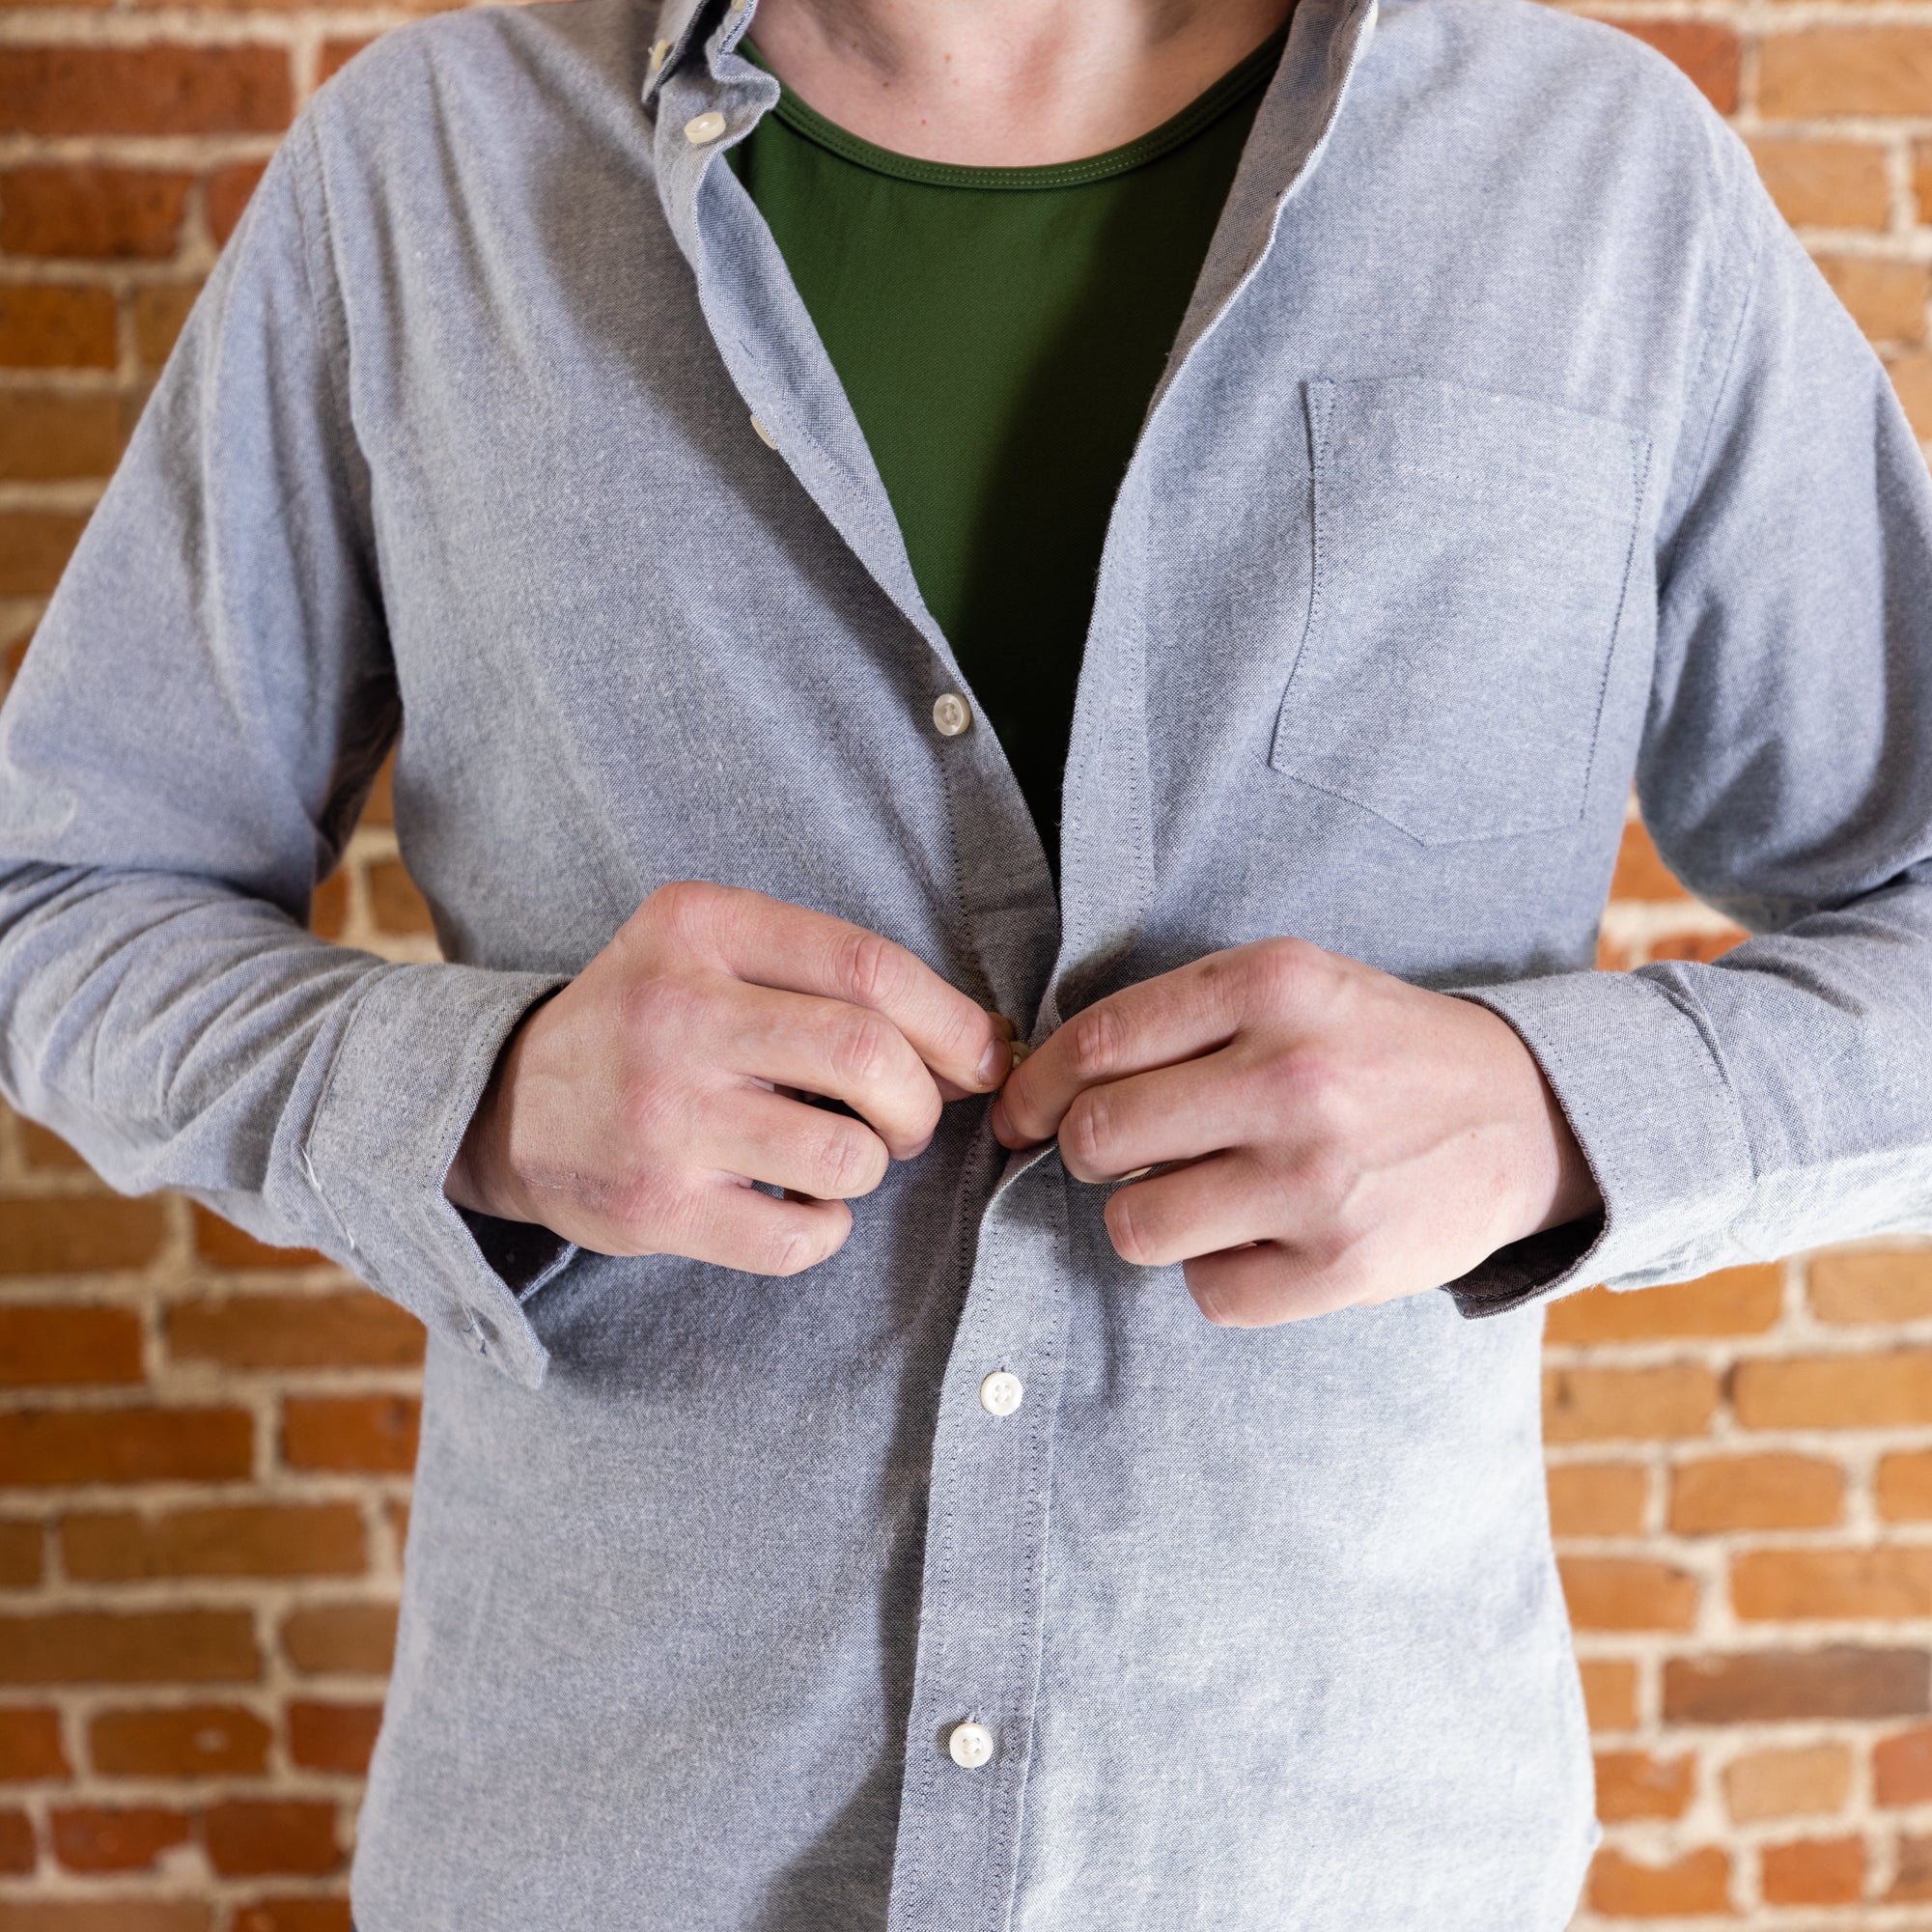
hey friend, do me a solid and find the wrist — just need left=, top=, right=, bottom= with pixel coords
left=444, top=1002, right=545, bottom=1221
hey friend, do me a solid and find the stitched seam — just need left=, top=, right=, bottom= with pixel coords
left=285, top=115, right=359, bottom=471
left=1577, top=431, right=1657, bottom=816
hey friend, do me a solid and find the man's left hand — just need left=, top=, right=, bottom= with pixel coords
left=991, top=938, right=1603, bottom=1327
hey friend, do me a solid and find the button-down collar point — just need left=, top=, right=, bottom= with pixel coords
left=684, top=110, right=728, bottom=146
left=979, top=1370, right=1023, bottom=1416
left=947, top=1722, right=994, bottom=1769
left=932, top=691, right=972, bottom=738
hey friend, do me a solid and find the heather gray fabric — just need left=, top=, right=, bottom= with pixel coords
left=4, top=0, right=1932, bottom=1923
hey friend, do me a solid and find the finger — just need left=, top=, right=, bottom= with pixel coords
left=1055, top=1048, right=1261, bottom=1183
left=689, top=1085, right=889, bottom=1201
left=723, top=982, right=945, bottom=1160
left=665, top=1177, right=854, bottom=1276
left=1101, top=1151, right=1280, bottom=1270
left=663, top=882, right=1010, bottom=1092
left=994, top=954, right=1250, bottom=1147
left=1183, top=1242, right=1369, bottom=1328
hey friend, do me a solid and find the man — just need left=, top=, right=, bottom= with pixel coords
left=1, top=0, right=1928, bottom=1920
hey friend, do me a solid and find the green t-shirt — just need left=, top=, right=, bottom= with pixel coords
left=726, top=32, right=1283, bottom=866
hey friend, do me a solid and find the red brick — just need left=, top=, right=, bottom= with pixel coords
left=310, top=871, right=350, bottom=941
left=0, top=1408, right=251, bottom=1486
left=1587, top=1845, right=1731, bottom=1917
left=203, top=1800, right=342, bottom=1878
left=287, top=1700, right=381, bottom=1774
left=0, top=284, right=117, bottom=368
left=1890, top=1832, right=1932, bottom=1900
left=0, top=166, right=190, bottom=259
left=0, top=1906, right=210, bottom=1932
left=0, top=1610, right=259, bottom=1685
left=49, top=1805, right=189, bottom=1874
left=360, top=755, right=396, bottom=828
left=206, top=158, right=266, bottom=245
left=0, top=1518, right=42, bottom=1586
left=1725, top=1744, right=1851, bottom=1821
left=1750, top=137, right=1890, bottom=233
left=1878, top=1724, right=1932, bottom=1806
left=1811, top=1248, right=1932, bottom=1325
left=317, top=37, right=378, bottom=85
left=1734, top=1547, right=1932, bottom=1621
left=132, top=283, right=199, bottom=370
left=1734, top=1352, right=1932, bottom=1430
left=64, top=1503, right=365, bottom=1581
left=1609, top=818, right=1688, bottom=900
left=1580, top=1658, right=1638, bottom=1731
left=1817, top=256, right=1930, bottom=347
left=1761, top=1834, right=1863, bottom=1906
left=0, top=1708, right=67, bottom=1780
left=0, top=512, right=86, bottom=596
left=172, top=1289, right=424, bottom=1369
left=0, top=392, right=123, bottom=481
left=0, top=46, right=292, bottom=137
left=365, top=858, right=434, bottom=937
left=1548, top=1461, right=1646, bottom=1536
left=1669, top=1454, right=1844, bottom=1534
left=1881, top=1450, right=1932, bottom=1522
left=1761, top=30, right=1932, bottom=118
left=89, top=1704, right=268, bottom=1779
left=188, top=1209, right=329, bottom=1274
left=230, top=1902, right=351, bottom=1932
left=17, top=1120, right=86, bottom=1172
left=0, top=1304, right=143, bottom=1386
left=1605, top=20, right=1739, bottom=113
left=1665, top=1647, right=1929, bottom=1723
left=0, top=1198, right=167, bottom=1274
left=1544, top=1265, right=1779, bottom=1343
left=1595, top=1749, right=1693, bottom=1821
left=281, top=1396, right=418, bottom=1474
left=1544, top=1363, right=1719, bottom=1442
left=0, top=1807, right=31, bottom=1872
left=278, top=1601, right=395, bottom=1677
left=1560, top=1555, right=1698, bottom=1632
left=1894, top=351, right=1932, bottom=440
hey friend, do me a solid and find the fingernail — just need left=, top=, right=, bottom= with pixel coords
left=977, top=1038, right=1008, bottom=1086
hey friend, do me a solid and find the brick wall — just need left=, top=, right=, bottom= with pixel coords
left=0, top=0, right=1930, bottom=1925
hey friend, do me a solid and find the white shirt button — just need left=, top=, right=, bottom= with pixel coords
left=948, top=1722, right=994, bottom=1769
left=979, top=1370, right=1023, bottom=1416
left=684, top=111, right=727, bottom=146
left=932, top=691, right=972, bottom=738
left=647, top=37, right=673, bottom=74
left=749, top=411, right=777, bottom=449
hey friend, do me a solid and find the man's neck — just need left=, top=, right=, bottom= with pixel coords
left=741, top=0, right=1296, bottom=166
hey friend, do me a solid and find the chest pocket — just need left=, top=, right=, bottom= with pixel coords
left=1269, top=377, right=1650, bottom=846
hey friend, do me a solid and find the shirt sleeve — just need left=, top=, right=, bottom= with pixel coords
left=1444, top=152, right=1932, bottom=1318
left=0, top=113, right=570, bottom=1388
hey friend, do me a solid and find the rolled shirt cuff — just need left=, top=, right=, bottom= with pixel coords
left=1440, top=966, right=1756, bottom=1317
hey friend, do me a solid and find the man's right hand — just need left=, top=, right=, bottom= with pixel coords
left=444, top=882, right=1011, bottom=1274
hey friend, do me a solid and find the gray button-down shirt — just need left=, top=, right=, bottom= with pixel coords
left=5, top=0, right=1932, bottom=1924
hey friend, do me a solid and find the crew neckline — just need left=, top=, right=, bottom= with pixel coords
left=738, top=25, right=1288, bottom=191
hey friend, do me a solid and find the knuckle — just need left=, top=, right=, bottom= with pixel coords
left=1104, top=1187, right=1160, bottom=1268
left=1066, top=1001, right=1129, bottom=1085
left=1059, top=1089, right=1115, bottom=1175
left=766, top=1210, right=846, bottom=1276
left=642, top=879, right=721, bottom=948
left=834, top=927, right=910, bottom=1013
left=816, top=1122, right=887, bottom=1198
left=825, top=1006, right=896, bottom=1087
